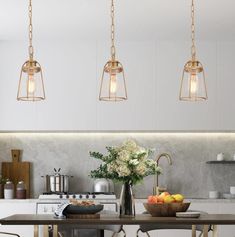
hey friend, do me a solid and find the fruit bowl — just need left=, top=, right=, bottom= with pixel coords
left=143, top=202, right=191, bottom=217
left=63, top=204, right=104, bottom=215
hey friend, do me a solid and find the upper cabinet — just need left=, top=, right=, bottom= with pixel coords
left=217, top=42, right=235, bottom=130
left=96, top=41, right=157, bottom=131
left=155, top=41, right=218, bottom=131
left=0, top=40, right=233, bottom=131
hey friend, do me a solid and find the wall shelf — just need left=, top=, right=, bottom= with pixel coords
left=206, top=161, right=235, bottom=164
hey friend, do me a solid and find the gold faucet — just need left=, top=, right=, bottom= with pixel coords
left=153, top=153, right=172, bottom=195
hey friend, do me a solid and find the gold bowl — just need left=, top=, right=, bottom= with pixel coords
left=143, top=202, right=191, bottom=217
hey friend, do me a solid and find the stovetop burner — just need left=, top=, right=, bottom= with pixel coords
left=39, top=192, right=116, bottom=200
left=42, top=192, right=115, bottom=195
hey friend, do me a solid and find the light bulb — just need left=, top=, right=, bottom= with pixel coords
left=110, top=73, right=117, bottom=94
left=27, top=74, right=36, bottom=94
left=189, top=73, right=198, bottom=97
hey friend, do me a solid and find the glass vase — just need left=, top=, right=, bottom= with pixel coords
left=119, top=182, right=135, bottom=217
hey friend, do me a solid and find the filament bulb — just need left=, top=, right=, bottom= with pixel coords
left=189, top=73, right=198, bottom=97
left=27, top=74, right=36, bottom=94
left=110, top=73, right=117, bottom=94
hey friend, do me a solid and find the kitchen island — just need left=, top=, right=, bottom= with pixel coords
left=1, top=214, right=235, bottom=237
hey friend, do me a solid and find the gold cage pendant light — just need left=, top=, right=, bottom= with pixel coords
left=99, top=0, right=127, bottom=102
left=179, top=0, right=207, bottom=101
left=17, top=0, right=45, bottom=101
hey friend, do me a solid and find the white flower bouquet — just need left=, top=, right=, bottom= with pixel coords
left=90, top=140, right=161, bottom=185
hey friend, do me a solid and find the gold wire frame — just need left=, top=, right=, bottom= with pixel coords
left=99, top=60, right=128, bottom=102
left=179, top=60, right=208, bottom=101
left=17, top=60, right=46, bottom=101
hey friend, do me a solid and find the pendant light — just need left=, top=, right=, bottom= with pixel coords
left=99, top=0, right=127, bottom=101
left=17, top=0, right=45, bottom=101
left=179, top=0, right=207, bottom=101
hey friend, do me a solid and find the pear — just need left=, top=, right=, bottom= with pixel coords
left=164, top=195, right=175, bottom=204
left=172, top=194, right=184, bottom=203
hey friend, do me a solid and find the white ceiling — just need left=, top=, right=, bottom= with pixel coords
left=0, top=0, right=235, bottom=41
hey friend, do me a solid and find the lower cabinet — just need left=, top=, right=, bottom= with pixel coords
left=0, top=200, right=235, bottom=237
left=0, top=201, right=36, bottom=237
left=122, top=201, right=235, bottom=237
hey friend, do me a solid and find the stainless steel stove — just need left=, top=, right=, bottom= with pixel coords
left=36, top=192, right=118, bottom=237
left=37, top=192, right=118, bottom=214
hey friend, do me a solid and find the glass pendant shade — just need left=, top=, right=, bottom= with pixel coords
left=99, top=60, right=127, bottom=101
left=17, top=60, right=45, bottom=101
left=179, top=60, right=207, bottom=101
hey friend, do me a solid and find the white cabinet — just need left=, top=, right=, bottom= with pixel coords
left=215, top=203, right=235, bottom=237
left=217, top=42, right=235, bottom=130
left=0, top=201, right=36, bottom=237
left=0, top=41, right=37, bottom=131
left=122, top=200, right=235, bottom=237
left=0, top=200, right=235, bottom=237
left=35, top=41, right=97, bottom=131
left=96, top=41, right=157, bottom=130
left=156, top=41, right=218, bottom=131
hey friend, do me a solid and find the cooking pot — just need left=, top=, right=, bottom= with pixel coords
left=42, top=168, right=73, bottom=193
left=93, top=178, right=114, bottom=193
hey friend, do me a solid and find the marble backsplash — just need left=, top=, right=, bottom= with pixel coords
left=0, top=132, right=234, bottom=199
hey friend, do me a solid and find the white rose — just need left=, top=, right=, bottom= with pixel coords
left=135, top=148, right=148, bottom=160
left=107, top=163, right=116, bottom=173
left=116, top=159, right=126, bottom=166
left=146, top=159, right=156, bottom=167
left=135, top=162, right=147, bottom=176
left=117, top=165, right=131, bottom=177
left=122, top=140, right=138, bottom=152
left=129, top=158, right=139, bottom=166
left=118, top=150, right=130, bottom=162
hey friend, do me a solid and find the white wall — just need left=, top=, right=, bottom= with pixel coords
left=0, top=39, right=233, bottom=131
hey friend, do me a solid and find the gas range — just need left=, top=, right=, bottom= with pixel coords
left=38, top=192, right=116, bottom=200
left=37, top=192, right=118, bottom=215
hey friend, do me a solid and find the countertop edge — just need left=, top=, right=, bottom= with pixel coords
left=0, top=198, right=235, bottom=203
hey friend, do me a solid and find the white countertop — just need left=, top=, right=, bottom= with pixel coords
left=0, top=199, right=39, bottom=203
left=0, top=198, right=235, bottom=203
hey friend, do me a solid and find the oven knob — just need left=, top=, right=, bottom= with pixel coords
left=86, top=194, right=89, bottom=199
left=79, top=194, right=83, bottom=199
left=72, top=194, right=76, bottom=199
left=92, top=194, right=96, bottom=199
left=66, top=194, right=70, bottom=199
left=59, top=194, right=63, bottom=199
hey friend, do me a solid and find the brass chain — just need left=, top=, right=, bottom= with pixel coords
left=111, top=0, right=116, bottom=60
left=191, top=0, right=196, bottom=60
left=29, top=0, right=34, bottom=60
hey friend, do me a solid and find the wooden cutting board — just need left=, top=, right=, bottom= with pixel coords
left=2, top=150, right=30, bottom=198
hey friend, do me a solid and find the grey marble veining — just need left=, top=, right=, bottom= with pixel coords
left=0, top=132, right=234, bottom=199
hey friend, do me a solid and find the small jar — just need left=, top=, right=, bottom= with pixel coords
left=4, top=181, right=14, bottom=199
left=16, top=181, right=26, bottom=199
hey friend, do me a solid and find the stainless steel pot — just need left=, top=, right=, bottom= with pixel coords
left=93, top=178, right=114, bottom=193
left=42, top=168, right=73, bottom=193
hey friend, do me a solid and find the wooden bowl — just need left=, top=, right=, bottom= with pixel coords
left=143, top=202, right=191, bottom=217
